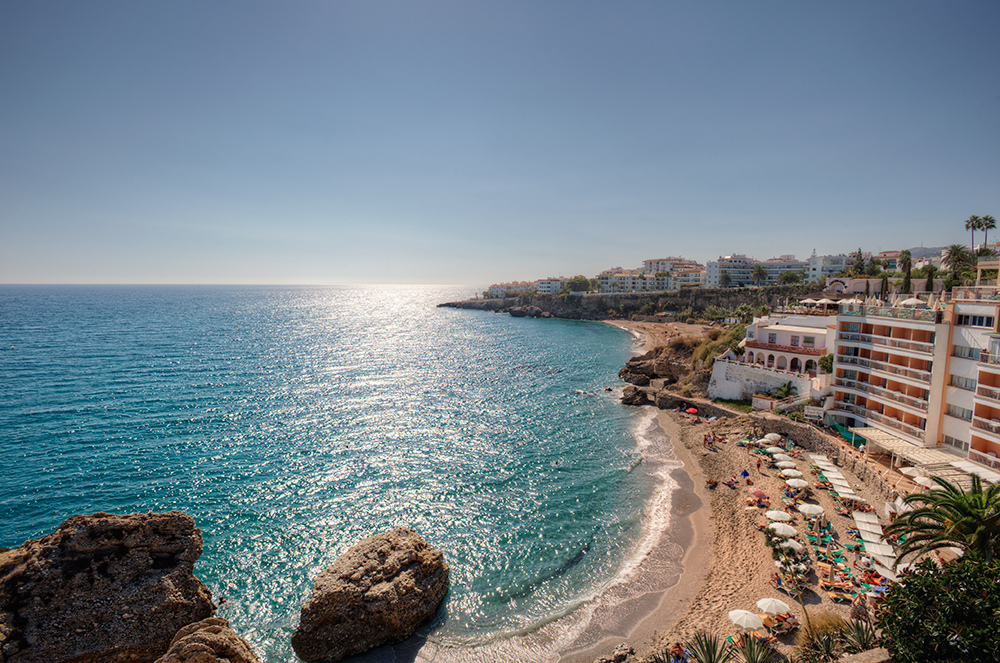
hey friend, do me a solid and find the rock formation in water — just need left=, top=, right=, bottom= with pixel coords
left=0, top=511, right=214, bottom=663
left=620, top=385, right=650, bottom=406
left=291, top=527, right=449, bottom=663
left=153, top=617, right=259, bottom=663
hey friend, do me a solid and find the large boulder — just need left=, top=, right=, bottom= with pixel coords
left=0, top=511, right=214, bottom=663
left=621, top=386, right=650, bottom=406
left=153, top=618, right=258, bottom=663
left=291, top=528, right=449, bottom=663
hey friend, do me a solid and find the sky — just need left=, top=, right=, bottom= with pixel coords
left=2, top=1, right=999, bottom=286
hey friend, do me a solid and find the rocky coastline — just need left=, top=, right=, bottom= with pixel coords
left=0, top=516, right=448, bottom=663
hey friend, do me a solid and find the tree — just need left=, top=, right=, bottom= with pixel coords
left=920, top=264, right=937, bottom=291
left=864, top=258, right=883, bottom=277
left=751, top=264, right=768, bottom=286
left=966, top=214, right=983, bottom=249
left=943, top=244, right=974, bottom=278
left=851, top=248, right=865, bottom=276
left=566, top=275, right=590, bottom=292
left=818, top=354, right=834, bottom=373
left=982, top=214, right=997, bottom=246
left=883, top=475, right=1000, bottom=564
left=876, top=555, right=1000, bottom=663
left=771, top=381, right=797, bottom=399
left=720, top=271, right=733, bottom=288
left=899, top=250, right=912, bottom=294
left=880, top=274, right=889, bottom=298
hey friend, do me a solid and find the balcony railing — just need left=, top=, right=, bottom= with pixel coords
left=838, top=332, right=934, bottom=354
left=969, top=448, right=1000, bottom=471
left=744, top=339, right=824, bottom=355
left=979, top=350, right=1000, bottom=366
left=953, top=286, right=1000, bottom=303
left=977, top=385, right=1000, bottom=403
left=864, top=409, right=926, bottom=441
left=866, top=385, right=929, bottom=412
left=972, top=417, right=1000, bottom=438
left=868, top=359, right=931, bottom=383
left=839, top=305, right=942, bottom=322
left=835, top=355, right=872, bottom=368
left=834, top=378, right=870, bottom=393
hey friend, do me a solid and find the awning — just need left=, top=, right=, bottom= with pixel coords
left=850, top=428, right=961, bottom=465
left=950, top=460, right=1000, bottom=484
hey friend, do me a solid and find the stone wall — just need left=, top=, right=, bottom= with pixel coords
left=707, top=360, right=813, bottom=401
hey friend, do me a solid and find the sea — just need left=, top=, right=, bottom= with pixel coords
left=0, top=285, right=685, bottom=662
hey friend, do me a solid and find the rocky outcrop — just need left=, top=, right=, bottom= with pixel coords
left=0, top=511, right=214, bottom=663
left=291, top=528, right=449, bottom=663
left=621, top=386, right=650, bottom=406
left=594, top=643, right=634, bottom=663
left=153, top=618, right=259, bottom=663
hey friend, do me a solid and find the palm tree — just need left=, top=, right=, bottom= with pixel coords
left=751, top=264, right=768, bottom=286
left=720, top=271, right=733, bottom=289
left=683, top=631, right=734, bottom=663
left=982, top=214, right=997, bottom=246
left=943, top=244, right=974, bottom=277
left=966, top=215, right=983, bottom=249
left=883, top=475, right=1000, bottom=565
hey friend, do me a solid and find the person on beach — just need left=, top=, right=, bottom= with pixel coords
left=756, top=458, right=762, bottom=472
left=669, top=642, right=685, bottom=662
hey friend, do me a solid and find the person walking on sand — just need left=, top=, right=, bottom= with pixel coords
left=756, top=457, right=762, bottom=472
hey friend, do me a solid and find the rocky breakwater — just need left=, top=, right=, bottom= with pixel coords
left=0, top=511, right=216, bottom=663
left=291, top=527, right=449, bottom=663
left=618, top=346, right=690, bottom=387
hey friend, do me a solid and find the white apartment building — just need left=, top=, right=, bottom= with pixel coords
left=534, top=278, right=569, bottom=295
left=707, top=254, right=808, bottom=287
left=486, top=281, right=536, bottom=297
left=669, top=269, right=707, bottom=289
left=642, top=257, right=704, bottom=276
left=808, top=253, right=851, bottom=282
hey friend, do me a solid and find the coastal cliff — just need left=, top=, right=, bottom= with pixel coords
left=439, top=284, right=818, bottom=321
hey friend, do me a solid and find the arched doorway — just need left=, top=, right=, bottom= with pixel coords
left=776, top=356, right=788, bottom=370
left=790, top=357, right=801, bottom=373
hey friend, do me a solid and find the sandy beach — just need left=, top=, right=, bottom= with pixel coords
left=586, top=320, right=889, bottom=661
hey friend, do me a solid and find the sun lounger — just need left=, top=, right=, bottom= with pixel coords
left=828, top=590, right=857, bottom=603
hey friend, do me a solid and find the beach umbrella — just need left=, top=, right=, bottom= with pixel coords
left=728, top=609, right=764, bottom=631
left=801, top=298, right=818, bottom=305
left=765, top=446, right=784, bottom=454
left=766, top=510, right=792, bottom=522
left=776, top=461, right=796, bottom=469
left=900, top=297, right=926, bottom=307
left=740, top=470, right=750, bottom=478
left=768, top=522, right=796, bottom=537
left=756, top=597, right=791, bottom=615
left=914, top=476, right=936, bottom=488
left=765, top=433, right=782, bottom=441
left=797, top=503, right=824, bottom=516
left=779, top=539, right=804, bottom=553
left=755, top=439, right=770, bottom=446
left=685, top=407, right=698, bottom=414
left=899, top=467, right=923, bottom=477
left=785, top=478, right=809, bottom=489
left=749, top=488, right=767, bottom=499
left=773, top=454, right=793, bottom=462
left=780, top=469, right=803, bottom=478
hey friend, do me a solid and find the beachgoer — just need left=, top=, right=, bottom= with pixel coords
left=670, top=642, right=685, bottom=662
left=852, top=548, right=860, bottom=567
left=756, top=458, right=762, bottom=471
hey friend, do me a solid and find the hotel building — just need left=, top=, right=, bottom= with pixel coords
left=828, top=281, right=1000, bottom=475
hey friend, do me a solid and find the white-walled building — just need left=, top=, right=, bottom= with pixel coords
left=808, top=253, right=851, bottom=282
left=642, top=257, right=704, bottom=276
left=534, top=277, right=569, bottom=294
left=706, top=254, right=808, bottom=287
left=486, top=281, right=536, bottom=297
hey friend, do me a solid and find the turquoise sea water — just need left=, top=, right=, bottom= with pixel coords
left=0, top=285, right=672, bottom=661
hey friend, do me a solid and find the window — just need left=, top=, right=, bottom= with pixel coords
left=953, top=345, right=980, bottom=359
left=843, top=370, right=857, bottom=380
left=791, top=335, right=800, bottom=347
left=946, top=404, right=973, bottom=421
left=747, top=330, right=755, bottom=339
left=845, top=323, right=861, bottom=333
left=950, top=374, right=977, bottom=391
left=768, top=333, right=777, bottom=344
left=956, top=314, right=995, bottom=328
left=943, top=435, right=970, bottom=453
left=803, top=336, right=816, bottom=347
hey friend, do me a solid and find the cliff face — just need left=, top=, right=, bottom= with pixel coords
left=439, top=285, right=819, bottom=321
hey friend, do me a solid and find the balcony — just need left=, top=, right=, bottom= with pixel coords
left=979, top=350, right=1000, bottom=366
left=838, top=332, right=873, bottom=344
left=867, top=359, right=931, bottom=384
left=972, top=416, right=1000, bottom=439
left=835, top=354, right=872, bottom=369
left=953, top=285, right=1000, bottom=303
left=969, top=447, right=1000, bottom=471
left=977, top=385, right=1000, bottom=404
left=838, top=332, right=934, bottom=355
left=744, top=339, right=823, bottom=355
left=864, top=409, right=926, bottom=441
left=866, top=384, right=929, bottom=412
left=839, top=304, right=942, bottom=322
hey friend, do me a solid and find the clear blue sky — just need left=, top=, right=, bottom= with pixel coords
left=2, top=1, right=998, bottom=286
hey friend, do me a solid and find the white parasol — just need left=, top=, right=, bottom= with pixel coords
left=779, top=539, right=804, bottom=553
left=756, top=597, right=791, bottom=615
left=785, top=478, right=809, bottom=489
left=768, top=522, right=797, bottom=537
left=899, top=467, right=923, bottom=477
left=766, top=510, right=792, bottom=522
left=781, top=469, right=804, bottom=478
left=776, top=461, right=797, bottom=469
left=765, top=433, right=782, bottom=441
left=797, top=503, right=824, bottom=516
left=914, top=476, right=936, bottom=488
left=773, top=454, right=793, bottom=462
left=766, top=446, right=785, bottom=454
left=728, top=609, right=764, bottom=631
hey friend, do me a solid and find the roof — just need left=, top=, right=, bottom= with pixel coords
left=849, top=428, right=961, bottom=465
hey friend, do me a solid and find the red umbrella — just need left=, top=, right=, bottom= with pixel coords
left=685, top=407, right=698, bottom=414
